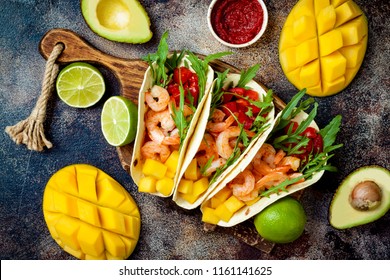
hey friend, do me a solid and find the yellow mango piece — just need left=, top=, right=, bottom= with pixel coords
left=77, top=224, right=104, bottom=257
left=96, top=177, right=125, bottom=207
left=138, top=176, right=157, bottom=193
left=192, top=177, right=209, bottom=197
left=165, top=170, right=175, bottom=179
left=178, top=179, right=193, bottom=194
left=319, top=29, right=343, bottom=56
left=338, top=16, right=367, bottom=46
left=214, top=187, right=232, bottom=203
left=279, top=0, right=367, bottom=96
left=54, top=215, right=80, bottom=251
left=99, top=207, right=126, bottom=234
left=293, top=15, right=317, bottom=42
left=180, top=192, right=199, bottom=204
left=321, top=51, right=347, bottom=81
left=244, top=196, right=261, bottom=206
left=142, top=158, right=167, bottom=179
left=224, top=196, right=246, bottom=213
left=300, top=59, right=321, bottom=88
left=214, top=203, right=234, bottom=223
left=184, top=158, right=199, bottom=181
left=211, top=196, right=223, bottom=209
left=339, top=40, right=366, bottom=68
left=43, top=164, right=140, bottom=260
left=314, top=0, right=330, bottom=16
left=77, top=199, right=100, bottom=226
left=334, top=0, right=362, bottom=27
left=296, top=38, right=318, bottom=66
left=164, top=150, right=179, bottom=173
left=156, top=177, right=174, bottom=196
left=201, top=207, right=220, bottom=225
left=316, top=5, right=336, bottom=35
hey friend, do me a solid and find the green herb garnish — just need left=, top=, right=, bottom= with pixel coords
left=236, top=64, right=261, bottom=88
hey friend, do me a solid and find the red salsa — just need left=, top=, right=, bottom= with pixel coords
left=211, top=0, right=264, bottom=45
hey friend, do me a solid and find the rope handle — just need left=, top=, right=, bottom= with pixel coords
left=5, top=43, right=64, bottom=152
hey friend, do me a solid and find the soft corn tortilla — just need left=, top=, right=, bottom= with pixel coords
left=201, top=110, right=325, bottom=227
left=130, top=55, right=214, bottom=197
left=172, top=74, right=275, bottom=209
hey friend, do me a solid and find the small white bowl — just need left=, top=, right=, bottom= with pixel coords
left=207, top=0, right=268, bottom=48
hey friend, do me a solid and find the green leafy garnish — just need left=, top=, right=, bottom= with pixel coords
left=236, top=64, right=261, bottom=88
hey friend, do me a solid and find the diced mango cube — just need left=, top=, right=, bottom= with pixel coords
left=211, top=196, right=223, bottom=209
left=331, top=0, right=349, bottom=7
left=321, top=51, right=347, bottom=81
left=192, top=177, right=209, bottom=197
left=286, top=68, right=302, bottom=90
left=185, top=158, right=199, bottom=181
left=156, top=177, right=174, bottom=196
left=76, top=165, right=98, bottom=202
left=214, top=203, right=234, bottom=223
left=165, top=170, right=175, bottom=179
left=96, top=177, right=125, bottom=208
left=178, top=179, right=193, bottom=194
left=224, top=196, right=246, bottom=213
left=280, top=47, right=298, bottom=72
left=142, top=159, right=167, bottom=179
left=55, top=215, right=80, bottom=251
left=293, top=0, right=314, bottom=18
left=180, top=192, right=199, bottom=204
left=77, top=224, right=104, bottom=257
left=319, top=29, right=343, bottom=56
left=99, top=207, right=126, bottom=234
left=339, top=41, right=366, bottom=68
left=296, top=38, right=318, bottom=66
left=322, top=76, right=346, bottom=94
left=52, top=190, right=78, bottom=218
left=77, top=199, right=100, bottom=226
left=338, top=16, right=367, bottom=46
left=279, top=26, right=296, bottom=52
left=214, top=187, right=232, bottom=203
left=201, top=207, right=220, bottom=225
left=300, top=59, right=320, bottom=88
left=164, top=150, right=179, bottom=173
left=102, top=231, right=126, bottom=258
left=293, top=15, right=317, bottom=42
left=314, top=0, right=330, bottom=16
left=138, top=176, right=157, bottom=193
left=244, top=196, right=261, bottom=206
left=307, top=82, right=324, bottom=96
left=316, top=5, right=336, bottom=35
left=334, top=0, right=362, bottom=27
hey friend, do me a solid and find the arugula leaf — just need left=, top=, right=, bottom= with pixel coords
left=236, top=64, right=261, bottom=88
left=165, top=50, right=186, bottom=73
left=319, top=114, right=342, bottom=152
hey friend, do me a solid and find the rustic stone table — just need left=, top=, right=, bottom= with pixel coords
left=0, top=0, right=389, bottom=260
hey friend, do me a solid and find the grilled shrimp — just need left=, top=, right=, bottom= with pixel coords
left=141, top=141, right=171, bottom=163
left=196, top=133, right=219, bottom=166
left=230, top=170, right=256, bottom=198
left=145, top=85, right=170, bottom=112
left=202, top=158, right=227, bottom=177
left=255, top=172, right=289, bottom=191
left=145, top=109, right=175, bottom=144
left=207, top=114, right=235, bottom=133
left=216, top=126, right=241, bottom=159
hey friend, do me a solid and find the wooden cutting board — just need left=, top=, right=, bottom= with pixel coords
left=39, top=28, right=287, bottom=253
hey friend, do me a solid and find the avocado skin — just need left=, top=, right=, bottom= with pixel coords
left=81, top=0, right=153, bottom=44
left=329, top=165, right=390, bottom=229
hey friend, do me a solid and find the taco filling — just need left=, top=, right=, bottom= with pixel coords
left=201, top=89, right=343, bottom=226
left=174, top=65, right=275, bottom=208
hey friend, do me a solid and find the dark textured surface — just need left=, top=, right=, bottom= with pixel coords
left=0, top=0, right=389, bottom=260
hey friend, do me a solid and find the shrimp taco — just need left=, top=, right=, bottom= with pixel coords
left=200, top=89, right=343, bottom=226
left=172, top=64, right=276, bottom=209
left=130, top=32, right=229, bottom=197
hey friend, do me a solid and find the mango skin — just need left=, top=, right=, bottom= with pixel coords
left=43, top=164, right=141, bottom=260
left=279, top=0, right=368, bottom=96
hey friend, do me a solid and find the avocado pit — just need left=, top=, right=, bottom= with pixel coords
left=350, top=181, right=382, bottom=211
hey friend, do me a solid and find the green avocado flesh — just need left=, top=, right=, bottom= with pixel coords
left=81, top=0, right=152, bottom=43
left=329, top=165, right=390, bottom=229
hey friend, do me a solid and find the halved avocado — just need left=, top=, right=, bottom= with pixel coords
left=329, top=165, right=390, bottom=229
left=81, top=0, right=153, bottom=43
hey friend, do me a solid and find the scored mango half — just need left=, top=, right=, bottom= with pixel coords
left=279, top=0, right=368, bottom=96
left=43, top=164, right=141, bottom=260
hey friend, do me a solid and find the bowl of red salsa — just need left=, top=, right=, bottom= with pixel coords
left=207, top=0, right=268, bottom=48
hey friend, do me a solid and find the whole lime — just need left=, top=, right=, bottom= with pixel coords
left=254, top=196, right=306, bottom=243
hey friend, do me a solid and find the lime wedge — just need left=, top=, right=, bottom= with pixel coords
left=101, top=96, right=138, bottom=146
left=56, top=62, right=105, bottom=108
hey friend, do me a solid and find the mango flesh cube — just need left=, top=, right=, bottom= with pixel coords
left=178, top=179, right=193, bottom=194
left=316, top=5, right=336, bottom=35
left=321, top=51, right=347, bottom=81
left=211, top=196, right=223, bottom=209
left=319, top=29, right=343, bottom=56
left=156, top=177, right=174, bottom=196
left=244, top=196, right=261, bottom=206
left=279, top=0, right=368, bottom=96
left=224, top=196, right=246, bottom=213
left=202, top=207, right=220, bottom=225
left=214, top=187, right=233, bottom=203
left=164, top=150, right=179, bottom=173
left=192, top=177, right=209, bottom=197
left=165, top=170, right=175, bottom=179
left=138, top=176, right=157, bottom=193
left=180, top=192, right=199, bottom=204
left=142, top=158, right=167, bottom=179
left=214, top=203, right=234, bottom=223
left=185, top=158, right=199, bottom=181
left=42, top=164, right=141, bottom=260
